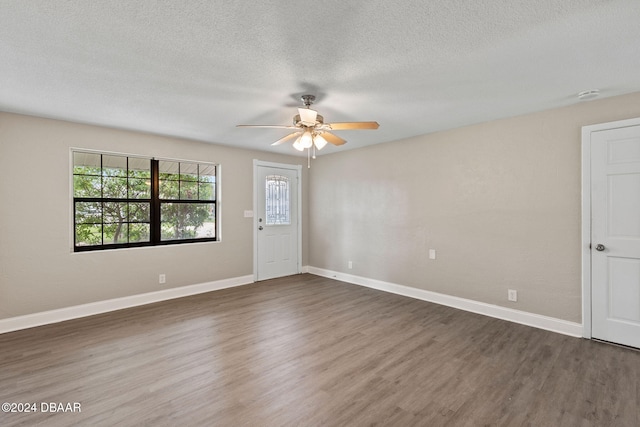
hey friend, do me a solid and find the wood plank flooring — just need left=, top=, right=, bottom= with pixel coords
left=1, top=274, right=638, bottom=426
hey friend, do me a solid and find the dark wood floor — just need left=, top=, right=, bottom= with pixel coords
left=0, top=274, right=638, bottom=426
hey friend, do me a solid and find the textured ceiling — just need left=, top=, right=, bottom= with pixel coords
left=1, top=0, right=640, bottom=156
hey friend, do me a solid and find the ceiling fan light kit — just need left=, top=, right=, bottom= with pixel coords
left=237, top=94, right=379, bottom=167
left=313, top=134, right=328, bottom=150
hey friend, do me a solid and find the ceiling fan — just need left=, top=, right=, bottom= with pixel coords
left=237, top=95, right=379, bottom=156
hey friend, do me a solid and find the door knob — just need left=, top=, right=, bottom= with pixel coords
left=258, top=226, right=263, bottom=231
left=595, top=244, right=605, bottom=251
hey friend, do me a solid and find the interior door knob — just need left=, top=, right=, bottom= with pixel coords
left=258, top=226, right=263, bottom=231
left=595, top=244, right=605, bottom=251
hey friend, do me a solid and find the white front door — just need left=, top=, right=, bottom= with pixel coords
left=254, top=161, right=301, bottom=281
left=591, top=124, right=640, bottom=349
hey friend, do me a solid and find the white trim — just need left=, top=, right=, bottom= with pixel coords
left=581, top=117, right=640, bottom=339
left=253, top=160, right=303, bottom=281
left=217, top=163, right=222, bottom=242
left=581, top=125, right=593, bottom=338
left=0, top=275, right=254, bottom=335
left=69, top=148, right=75, bottom=252
left=308, top=267, right=583, bottom=338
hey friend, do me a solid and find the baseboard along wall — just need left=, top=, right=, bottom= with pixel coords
left=307, top=267, right=583, bottom=338
left=0, top=268, right=582, bottom=337
left=0, top=275, right=254, bottom=334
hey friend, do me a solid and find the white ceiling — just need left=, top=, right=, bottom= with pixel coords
left=1, top=0, right=639, bottom=156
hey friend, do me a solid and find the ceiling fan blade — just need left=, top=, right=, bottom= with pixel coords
left=322, top=132, right=347, bottom=146
left=237, top=124, right=298, bottom=129
left=298, top=108, right=318, bottom=126
left=271, top=132, right=301, bottom=146
left=329, top=121, right=379, bottom=130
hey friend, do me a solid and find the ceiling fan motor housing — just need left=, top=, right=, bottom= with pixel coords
left=293, top=114, right=323, bottom=127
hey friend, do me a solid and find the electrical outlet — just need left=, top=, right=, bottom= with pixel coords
left=508, top=289, right=517, bottom=302
left=429, top=249, right=436, bottom=260
left=348, top=261, right=353, bottom=269
left=159, top=274, right=166, bottom=284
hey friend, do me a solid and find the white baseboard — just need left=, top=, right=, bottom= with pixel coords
left=0, top=275, right=254, bottom=334
left=1, top=269, right=583, bottom=338
left=308, top=267, right=583, bottom=338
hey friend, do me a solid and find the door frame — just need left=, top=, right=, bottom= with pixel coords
left=581, top=116, right=640, bottom=339
left=252, top=159, right=302, bottom=281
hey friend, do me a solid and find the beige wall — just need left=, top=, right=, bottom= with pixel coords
left=3, top=91, right=640, bottom=324
left=0, top=112, right=309, bottom=319
left=309, top=91, right=640, bottom=323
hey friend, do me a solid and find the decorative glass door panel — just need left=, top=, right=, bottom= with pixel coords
left=265, top=175, right=290, bottom=225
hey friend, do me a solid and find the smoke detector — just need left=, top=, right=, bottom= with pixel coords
left=578, top=89, right=600, bottom=101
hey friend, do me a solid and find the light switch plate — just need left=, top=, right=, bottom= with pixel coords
left=244, top=210, right=253, bottom=218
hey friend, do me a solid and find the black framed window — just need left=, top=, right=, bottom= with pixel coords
left=73, top=151, right=218, bottom=252
left=157, top=160, right=217, bottom=241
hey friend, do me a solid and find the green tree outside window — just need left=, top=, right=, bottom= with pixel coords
left=73, top=152, right=217, bottom=251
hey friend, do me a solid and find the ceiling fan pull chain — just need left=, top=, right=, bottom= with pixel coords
left=307, top=148, right=311, bottom=168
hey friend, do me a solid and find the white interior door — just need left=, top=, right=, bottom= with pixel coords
left=591, top=124, right=640, bottom=348
left=254, top=161, right=301, bottom=281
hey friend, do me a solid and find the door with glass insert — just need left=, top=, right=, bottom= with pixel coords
left=256, top=164, right=300, bottom=280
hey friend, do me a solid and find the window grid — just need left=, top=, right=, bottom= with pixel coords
left=73, top=151, right=217, bottom=251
